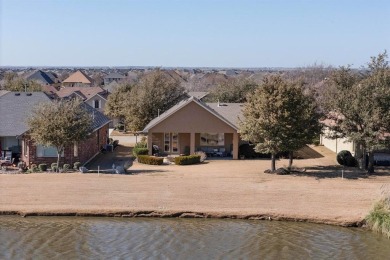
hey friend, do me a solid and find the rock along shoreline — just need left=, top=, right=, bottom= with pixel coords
left=0, top=210, right=365, bottom=228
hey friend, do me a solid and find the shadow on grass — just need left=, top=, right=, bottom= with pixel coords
left=291, top=165, right=390, bottom=180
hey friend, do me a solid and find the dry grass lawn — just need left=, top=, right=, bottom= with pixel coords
left=1, top=146, right=389, bottom=226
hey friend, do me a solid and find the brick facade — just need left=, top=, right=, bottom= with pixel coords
left=22, top=124, right=109, bottom=167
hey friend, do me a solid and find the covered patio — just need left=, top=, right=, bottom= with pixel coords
left=143, top=97, right=241, bottom=159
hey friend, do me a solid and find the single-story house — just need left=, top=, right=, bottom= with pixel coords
left=142, top=96, right=243, bottom=159
left=320, top=128, right=357, bottom=155
left=0, top=92, right=51, bottom=160
left=0, top=91, right=110, bottom=166
left=22, top=102, right=110, bottom=166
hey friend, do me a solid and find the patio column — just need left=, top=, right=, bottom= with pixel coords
left=232, top=132, right=239, bottom=159
left=190, top=132, right=195, bottom=155
left=147, top=133, right=153, bottom=155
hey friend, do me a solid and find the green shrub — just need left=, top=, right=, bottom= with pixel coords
left=30, top=164, right=39, bottom=172
left=337, top=150, right=357, bottom=167
left=175, top=155, right=201, bottom=165
left=366, top=198, right=390, bottom=238
left=63, top=164, right=71, bottom=172
left=134, top=141, right=147, bottom=149
left=133, top=147, right=149, bottom=157
left=18, top=161, right=27, bottom=172
left=51, top=163, right=58, bottom=172
left=137, top=155, right=163, bottom=165
left=73, top=162, right=81, bottom=170
left=38, top=164, right=47, bottom=171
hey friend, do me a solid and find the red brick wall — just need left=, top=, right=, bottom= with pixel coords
left=22, top=124, right=109, bottom=167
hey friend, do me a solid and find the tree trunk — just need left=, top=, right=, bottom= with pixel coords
left=367, top=152, right=375, bottom=174
left=288, top=151, right=293, bottom=170
left=271, top=153, right=276, bottom=172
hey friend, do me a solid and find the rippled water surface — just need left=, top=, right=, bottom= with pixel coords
left=0, top=216, right=389, bottom=259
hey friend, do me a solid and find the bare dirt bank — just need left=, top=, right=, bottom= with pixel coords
left=1, top=149, right=389, bottom=227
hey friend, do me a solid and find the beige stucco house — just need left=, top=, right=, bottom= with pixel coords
left=320, top=128, right=357, bottom=155
left=142, top=97, right=242, bottom=159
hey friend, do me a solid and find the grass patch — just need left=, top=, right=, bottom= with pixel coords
left=366, top=197, right=390, bottom=238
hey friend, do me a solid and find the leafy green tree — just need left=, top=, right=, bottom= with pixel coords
left=239, top=75, right=322, bottom=171
left=207, top=77, right=258, bottom=103
left=105, top=70, right=185, bottom=131
left=322, top=52, right=390, bottom=173
left=27, top=99, right=93, bottom=169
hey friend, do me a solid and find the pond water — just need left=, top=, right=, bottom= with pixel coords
left=0, top=216, right=389, bottom=259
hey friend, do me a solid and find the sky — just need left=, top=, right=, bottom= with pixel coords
left=0, top=0, right=389, bottom=68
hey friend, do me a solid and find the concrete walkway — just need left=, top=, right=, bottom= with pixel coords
left=86, top=145, right=133, bottom=170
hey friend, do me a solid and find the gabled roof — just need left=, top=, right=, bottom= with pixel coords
left=25, top=70, right=55, bottom=85
left=205, top=102, right=243, bottom=128
left=0, top=92, right=52, bottom=136
left=80, top=103, right=111, bottom=131
left=63, top=70, right=93, bottom=84
left=0, top=92, right=110, bottom=137
left=143, top=96, right=242, bottom=132
left=104, top=72, right=125, bottom=79
left=187, top=91, right=209, bottom=100
left=56, top=87, right=107, bottom=100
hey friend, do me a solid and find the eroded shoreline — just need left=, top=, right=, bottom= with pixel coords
left=0, top=210, right=365, bottom=227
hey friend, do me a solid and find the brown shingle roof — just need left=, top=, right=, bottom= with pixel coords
left=56, top=87, right=107, bottom=100
left=63, top=70, right=93, bottom=84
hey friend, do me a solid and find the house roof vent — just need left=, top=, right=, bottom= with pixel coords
left=15, top=93, right=20, bottom=96
left=26, top=93, right=32, bottom=96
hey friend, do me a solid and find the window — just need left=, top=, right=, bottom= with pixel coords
left=200, top=133, right=224, bottom=146
left=172, top=133, right=178, bottom=153
left=36, top=145, right=63, bottom=157
left=94, top=99, right=100, bottom=109
left=164, top=133, right=170, bottom=152
left=164, top=133, right=179, bottom=153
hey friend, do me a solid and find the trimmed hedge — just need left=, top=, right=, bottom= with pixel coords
left=38, top=164, right=47, bottom=171
left=73, top=162, right=81, bottom=170
left=63, top=164, right=71, bottom=172
left=137, top=155, right=163, bottom=165
left=133, top=147, right=149, bottom=157
left=175, top=155, right=201, bottom=165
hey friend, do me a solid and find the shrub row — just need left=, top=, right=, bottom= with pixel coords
left=137, top=155, right=163, bottom=165
left=133, top=147, right=149, bottom=157
left=174, top=155, right=201, bottom=165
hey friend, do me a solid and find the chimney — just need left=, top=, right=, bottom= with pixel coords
left=217, top=99, right=220, bottom=107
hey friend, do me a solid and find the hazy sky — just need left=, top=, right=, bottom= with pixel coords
left=0, top=0, right=389, bottom=67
